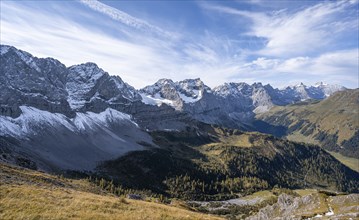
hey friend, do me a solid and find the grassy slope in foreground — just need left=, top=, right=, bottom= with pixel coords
left=0, top=163, right=221, bottom=220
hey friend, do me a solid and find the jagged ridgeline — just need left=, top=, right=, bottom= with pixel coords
left=98, top=125, right=359, bottom=201
left=0, top=45, right=358, bottom=202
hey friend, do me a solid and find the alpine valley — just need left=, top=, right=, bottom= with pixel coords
left=1, top=45, right=358, bottom=219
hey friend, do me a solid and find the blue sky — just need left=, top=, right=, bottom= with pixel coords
left=1, top=0, right=358, bottom=88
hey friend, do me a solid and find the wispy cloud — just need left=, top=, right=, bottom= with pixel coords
left=202, top=0, right=358, bottom=57
left=0, top=1, right=247, bottom=88
left=1, top=0, right=358, bottom=89
left=237, top=49, right=359, bottom=87
left=79, top=0, right=177, bottom=39
left=0, top=1, right=184, bottom=87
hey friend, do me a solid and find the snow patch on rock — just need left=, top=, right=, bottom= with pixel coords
left=178, top=90, right=202, bottom=103
left=140, top=93, right=174, bottom=107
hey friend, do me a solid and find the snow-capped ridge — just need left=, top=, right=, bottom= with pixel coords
left=0, top=106, right=136, bottom=137
left=139, top=93, right=175, bottom=107
left=73, top=108, right=137, bottom=131
left=0, top=105, right=152, bottom=171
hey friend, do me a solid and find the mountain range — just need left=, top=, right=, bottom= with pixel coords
left=1, top=44, right=358, bottom=219
left=0, top=44, right=345, bottom=127
left=0, top=45, right=358, bottom=179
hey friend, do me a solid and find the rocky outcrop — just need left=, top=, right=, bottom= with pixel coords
left=67, top=62, right=141, bottom=112
left=247, top=193, right=359, bottom=220
left=0, top=45, right=72, bottom=117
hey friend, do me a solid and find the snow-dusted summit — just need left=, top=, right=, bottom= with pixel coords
left=67, top=62, right=140, bottom=110
left=139, top=78, right=210, bottom=110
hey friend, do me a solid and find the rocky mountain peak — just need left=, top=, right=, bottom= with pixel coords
left=314, top=81, right=327, bottom=87
left=0, top=45, right=13, bottom=55
left=176, top=78, right=210, bottom=102
left=68, top=62, right=107, bottom=81
left=252, top=82, right=264, bottom=88
left=0, top=45, right=72, bottom=117
left=156, top=78, right=175, bottom=86
left=298, top=82, right=305, bottom=87
left=66, top=63, right=141, bottom=110
left=178, top=78, right=202, bottom=86
left=3, top=45, right=42, bottom=72
left=213, top=82, right=252, bottom=97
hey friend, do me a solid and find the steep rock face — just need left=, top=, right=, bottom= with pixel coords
left=251, top=83, right=275, bottom=113
left=177, top=78, right=210, bottom=104
left=67, top=63, right=107, bottom=110
left=247, top=193, right=359, bottom=220
left=0, top=46, right=159, bottom=171
left=139, top=78, right=252, bottom=129
left=291, top=82, right=311, bottom=100
left=67, top=63, right=141, bottom=112
left=130, top=102, right=192, bottom=131
left=140, top=79, right=182, bottom=109
left=213, top=82, right=254, bottom=112
left=0, top=45, right=72, bottom=117
left=139, top=78, right=211, bottom=110
left=0, top=45, right=193, bottom=133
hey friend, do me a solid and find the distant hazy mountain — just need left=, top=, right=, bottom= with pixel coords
left=139, top=79, right=345, bottom=130
left=0, top=45, right=354, bottom=174
left=257, top=89, right=359, bottom=159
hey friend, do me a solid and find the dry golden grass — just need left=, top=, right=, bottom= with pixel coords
left=219, top=133, right=253, bottom=148
left=0, top=163, right=222, bottom=220
left=202, top=132, right=256, bottom=151
left=293, top=192, right=329, bottom=218
left=329, top=194, right=359, bottom=215
left=286, top=133, right=321, bottom=146
left=327, top=151, right=359, bottom=172
left=258, top=89, right=359, bottom=145
left=294, top=189, right=318, bottom=197
left=240, top=190, right=276, bottom=201
left=0, top=185, right=221, bottom=220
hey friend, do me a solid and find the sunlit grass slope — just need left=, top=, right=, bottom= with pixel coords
left=0, top=163, right=222, bottom=220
